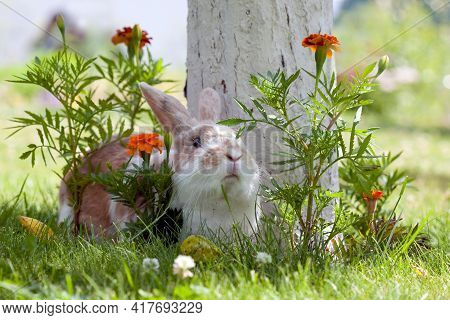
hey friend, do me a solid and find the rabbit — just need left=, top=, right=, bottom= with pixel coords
left=58, top=83, right=261, bottom=240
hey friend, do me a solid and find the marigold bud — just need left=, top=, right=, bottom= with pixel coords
left=376, top=55, right=389, bottom=77
left=56, top=14, right=65, bottom=37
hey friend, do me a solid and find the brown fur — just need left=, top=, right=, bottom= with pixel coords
left=59, top=139, right=135, bottom=234
left=202, top=147, right=221, bottom=168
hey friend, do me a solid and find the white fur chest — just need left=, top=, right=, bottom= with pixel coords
left=178, top=196, right=260, bottom=240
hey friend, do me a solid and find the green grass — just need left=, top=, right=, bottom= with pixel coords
left=0, top=198, right=448, bottom=299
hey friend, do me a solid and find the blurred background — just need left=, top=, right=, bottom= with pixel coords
left=0, top=0, right=448, bottom=226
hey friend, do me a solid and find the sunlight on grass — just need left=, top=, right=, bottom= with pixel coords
left=0, top=198, right=448, bottom=299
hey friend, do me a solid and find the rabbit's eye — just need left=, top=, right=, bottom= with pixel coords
left=192, top=136, right=201, bottom=148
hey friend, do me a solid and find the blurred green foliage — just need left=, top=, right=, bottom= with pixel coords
left=336, top=0, right=450, bottom=130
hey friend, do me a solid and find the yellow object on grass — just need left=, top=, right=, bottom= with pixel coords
left=180, top=235, right=221, bottom=262
left=19, top=216, right=54, bottom=239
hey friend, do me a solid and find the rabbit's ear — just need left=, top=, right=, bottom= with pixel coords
left=198, top=88, right=222, bottom=122
left=140, top=83, right=197, bottom=133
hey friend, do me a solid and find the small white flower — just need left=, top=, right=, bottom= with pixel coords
left=173, top=255, right=196, bottom=279
left=255, top=251, right=272, bottom=264
left=142, top=258, right=160, bottom=271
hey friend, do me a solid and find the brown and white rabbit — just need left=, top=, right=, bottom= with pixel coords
left=58, top=83, right=260, bottom=240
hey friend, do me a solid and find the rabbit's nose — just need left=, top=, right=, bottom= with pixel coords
left=226, top=153, right=242, bottom=162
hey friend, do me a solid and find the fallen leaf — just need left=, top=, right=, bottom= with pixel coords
left=19, top=216, right=54, bottom=240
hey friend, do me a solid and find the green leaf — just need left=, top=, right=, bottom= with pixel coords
left=45, top=109, right=53, bottom=126
left=349, top=107, right=362, bottom=154
left=235, top=126, right=246, bottom=139
left=107, top=117, right=113, bottom=139
left=246, top=121, right=257, bottom=132
left=122, top=262, right=134, bottom=289
left=362, top=62, right=377, bottom=77
left=325, top=190, right=343, bottom=198
left=356, top=134, right=372, bottom=158
left=217, top=118, right=248, bottom=126
left=285, top=70, right=301, bottom=87
left=122, top=128, right=134, bottom=137
left=221, top=184, right=232, bottom=212
left=330, top=72, right=336, bottom=88
left=94, top=63, right=105, bottom=77
left=354, top=106, right=362, bottom=124
left=19, top=151, right=32, bottom=160
left=234, top=99, right=254, bottom=117
left=252, top=99, right=267, bottom=120
left=37, top=129, right=44, bottom=144
left=31, top=150, right=36, bottom=167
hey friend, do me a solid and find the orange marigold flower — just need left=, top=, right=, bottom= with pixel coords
left=127, top=133, right=163, bottom=156
left=302, top=33, right=340, bottom=58
left=362, top=189, right=384, bottom=201
left=112, top=26, right=152, bottom=48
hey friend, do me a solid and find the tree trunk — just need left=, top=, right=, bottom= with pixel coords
left=186, top=0, right=337, bottom=221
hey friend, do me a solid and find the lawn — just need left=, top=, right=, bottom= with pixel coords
left=0, top=212, right=447, bottom=299
left=0, top=74, right=448, bottom=299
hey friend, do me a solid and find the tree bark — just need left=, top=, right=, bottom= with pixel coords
left=186, top=0, right=337, bottom=221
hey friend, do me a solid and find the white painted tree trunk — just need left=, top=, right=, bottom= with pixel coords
left=186, top=0, right=337, bottom=221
